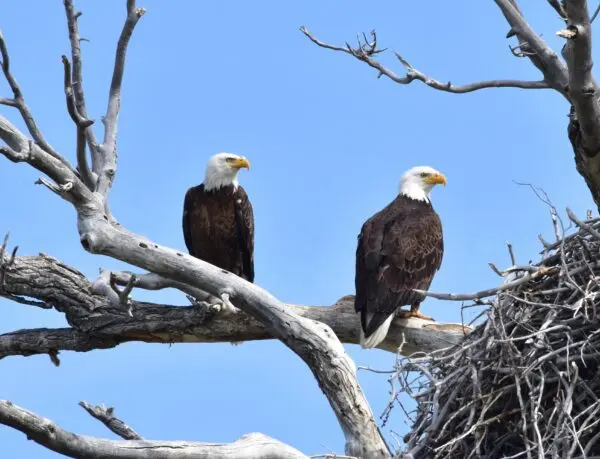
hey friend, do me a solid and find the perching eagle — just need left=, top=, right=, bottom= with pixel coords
left=355, top=166, right=446, bottom=348
left=182, top=153, right=254, bottom=282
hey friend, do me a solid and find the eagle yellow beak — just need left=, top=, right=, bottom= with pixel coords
left=424, top=173, right=447, bottom=186
left=231, top=157, right=251, bottom=170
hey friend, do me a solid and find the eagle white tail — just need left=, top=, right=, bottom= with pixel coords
left=360, top=314, right=394, bottom=349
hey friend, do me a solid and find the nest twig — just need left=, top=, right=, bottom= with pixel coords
left=396, top=212, right=600, bottom=459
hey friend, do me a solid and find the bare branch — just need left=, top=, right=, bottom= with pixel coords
left=560, top=0, right=600, bottom=153
left=417, top=266, right=558, bottom=301
left=0, top=255, right=467, bottom=359
left=79, top=401, right=143, bottom=440
left=109, top=271, right=136, bottom=314
left=60, top=55, right=96, bottom=189
left=0, top=115, right=91, bottom=204
left=0, top=400, right=308, bottom=459
left=494, top=0, right=570, bottom=93
left=566, top=206, right=600, bottom=239
left=63, top=0, right=100, bottom=165
left=0, top=97, right=16, bottom=106
left=0, top=232, right=17, bottom=288
left=96, top=0, right=146, bottom=196
left=108, top=270, right=214, bottom=303
left=300, top=27, right=550, bottom=94
left=0, top=328, right=124, bottom=361
left=0, top=30, right=71, bottom=166
left=592, top=3, right=600, bottom=23
left=547, top=0, right=568, bottom=20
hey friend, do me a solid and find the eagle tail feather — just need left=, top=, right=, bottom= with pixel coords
left=360, top=314, right=394, bottom=349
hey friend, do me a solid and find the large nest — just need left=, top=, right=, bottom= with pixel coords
left=396, top=210, right=600, bottom=459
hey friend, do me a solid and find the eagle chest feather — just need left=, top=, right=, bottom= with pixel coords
left=182, top=184, right=254, bottom=282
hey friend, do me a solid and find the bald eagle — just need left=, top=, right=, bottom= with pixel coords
left=355, top=166, right=446, bottom=348
left=182, top=153, right=254, bottom=282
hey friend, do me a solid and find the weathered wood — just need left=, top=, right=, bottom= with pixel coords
left=1, top=254, right=467, bottom=359
left=0, top=400, right=308, bottom=459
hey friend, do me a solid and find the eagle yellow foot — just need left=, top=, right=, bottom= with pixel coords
left=396, top=309, right=435, bottom=321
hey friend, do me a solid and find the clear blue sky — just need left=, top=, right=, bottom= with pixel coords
left=0, top=1, right=595, bottom=456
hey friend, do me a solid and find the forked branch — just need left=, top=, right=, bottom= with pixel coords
left=0, top=31, right=71, bottom=166
left=0, top=400, right=308, bottom=459
left=300, top=27, right=551, bottom=94
left=0, top=254, right=466, bottom=359
left=63, top=0, right=100, bottom=168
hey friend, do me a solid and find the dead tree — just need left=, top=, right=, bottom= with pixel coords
left=0, top=2, right=466, bottom=457
left=301, top=0, right=600, bottom=211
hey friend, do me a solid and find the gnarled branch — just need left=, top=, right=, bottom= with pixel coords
left=0, top=400, right=308, bottom=459
left=0, top=31, right=68, bottom=165
left=300, top=27, right=550, bottom=94
left=0, top=254, right=467, bottom=359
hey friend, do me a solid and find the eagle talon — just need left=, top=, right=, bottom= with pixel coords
left=396, top=309, right=435, bottom=321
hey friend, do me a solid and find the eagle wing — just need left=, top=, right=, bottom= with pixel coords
left=355, top=201, right=443, bottom=337
left=182, top=186, right=196, bottom=256
left=182, top=185, right=210, bottom=258
left=234, top=186, right=255, bottom=282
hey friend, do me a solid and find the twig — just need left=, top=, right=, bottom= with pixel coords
left=592, top=3, right=600, bottom=23
left=507, top=241, right=516, bottom=265
left=0, top=233, right=18, bottom=288
left=34, top=177, right=73, bottom=197
left=416, top=267, right=557, bottom=301
left=566, top=207, right=600, bottom=240
left=109, top=272, right=136, bottom=315
left=547, top=0, right=568, bottom=19
left=79, top=401, right=143, bottom=440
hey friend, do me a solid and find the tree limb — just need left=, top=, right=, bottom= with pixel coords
left=0, top=31, right=69, bottom=165
left=95, top=0, right=145, bottom=197
left=61, top=55, right=96, bottom=189
left=107, top=270, right=214, bottom=303
left=79, top=401, right=143, bottom=440
left=300, top=27, right=550, bottom=94
left=0, top=400, right=308, bottom=459
left=63, top=0, right=100, bottom=167
left=494, top=0, right=570, bottom=94
left=0, top=254, right=467, bottom=360
left=560, top=0, right=600, bottom=153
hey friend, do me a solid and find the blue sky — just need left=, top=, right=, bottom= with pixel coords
left=0, top=1, right=596, bottom=456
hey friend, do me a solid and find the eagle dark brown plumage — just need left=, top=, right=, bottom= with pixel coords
left=355, top=166, right=446, bottom=348
left=182, top=153, right=254, bottom=282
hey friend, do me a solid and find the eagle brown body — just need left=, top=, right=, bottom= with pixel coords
left=355, top=194, right=444, bottom=345
left=182, top=184, right=254, bottom=282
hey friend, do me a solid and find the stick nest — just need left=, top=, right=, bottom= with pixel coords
left=397, top=213, right=600, bottom=459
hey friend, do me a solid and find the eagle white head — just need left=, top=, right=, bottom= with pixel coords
left=399, top=166, right=447, bottom=203
left=204, top=152, right=251, bottom=191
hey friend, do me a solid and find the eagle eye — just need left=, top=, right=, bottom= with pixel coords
left=420, top=172, right=429, bottom=178
left=225, top=157, right=236, bottom=162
